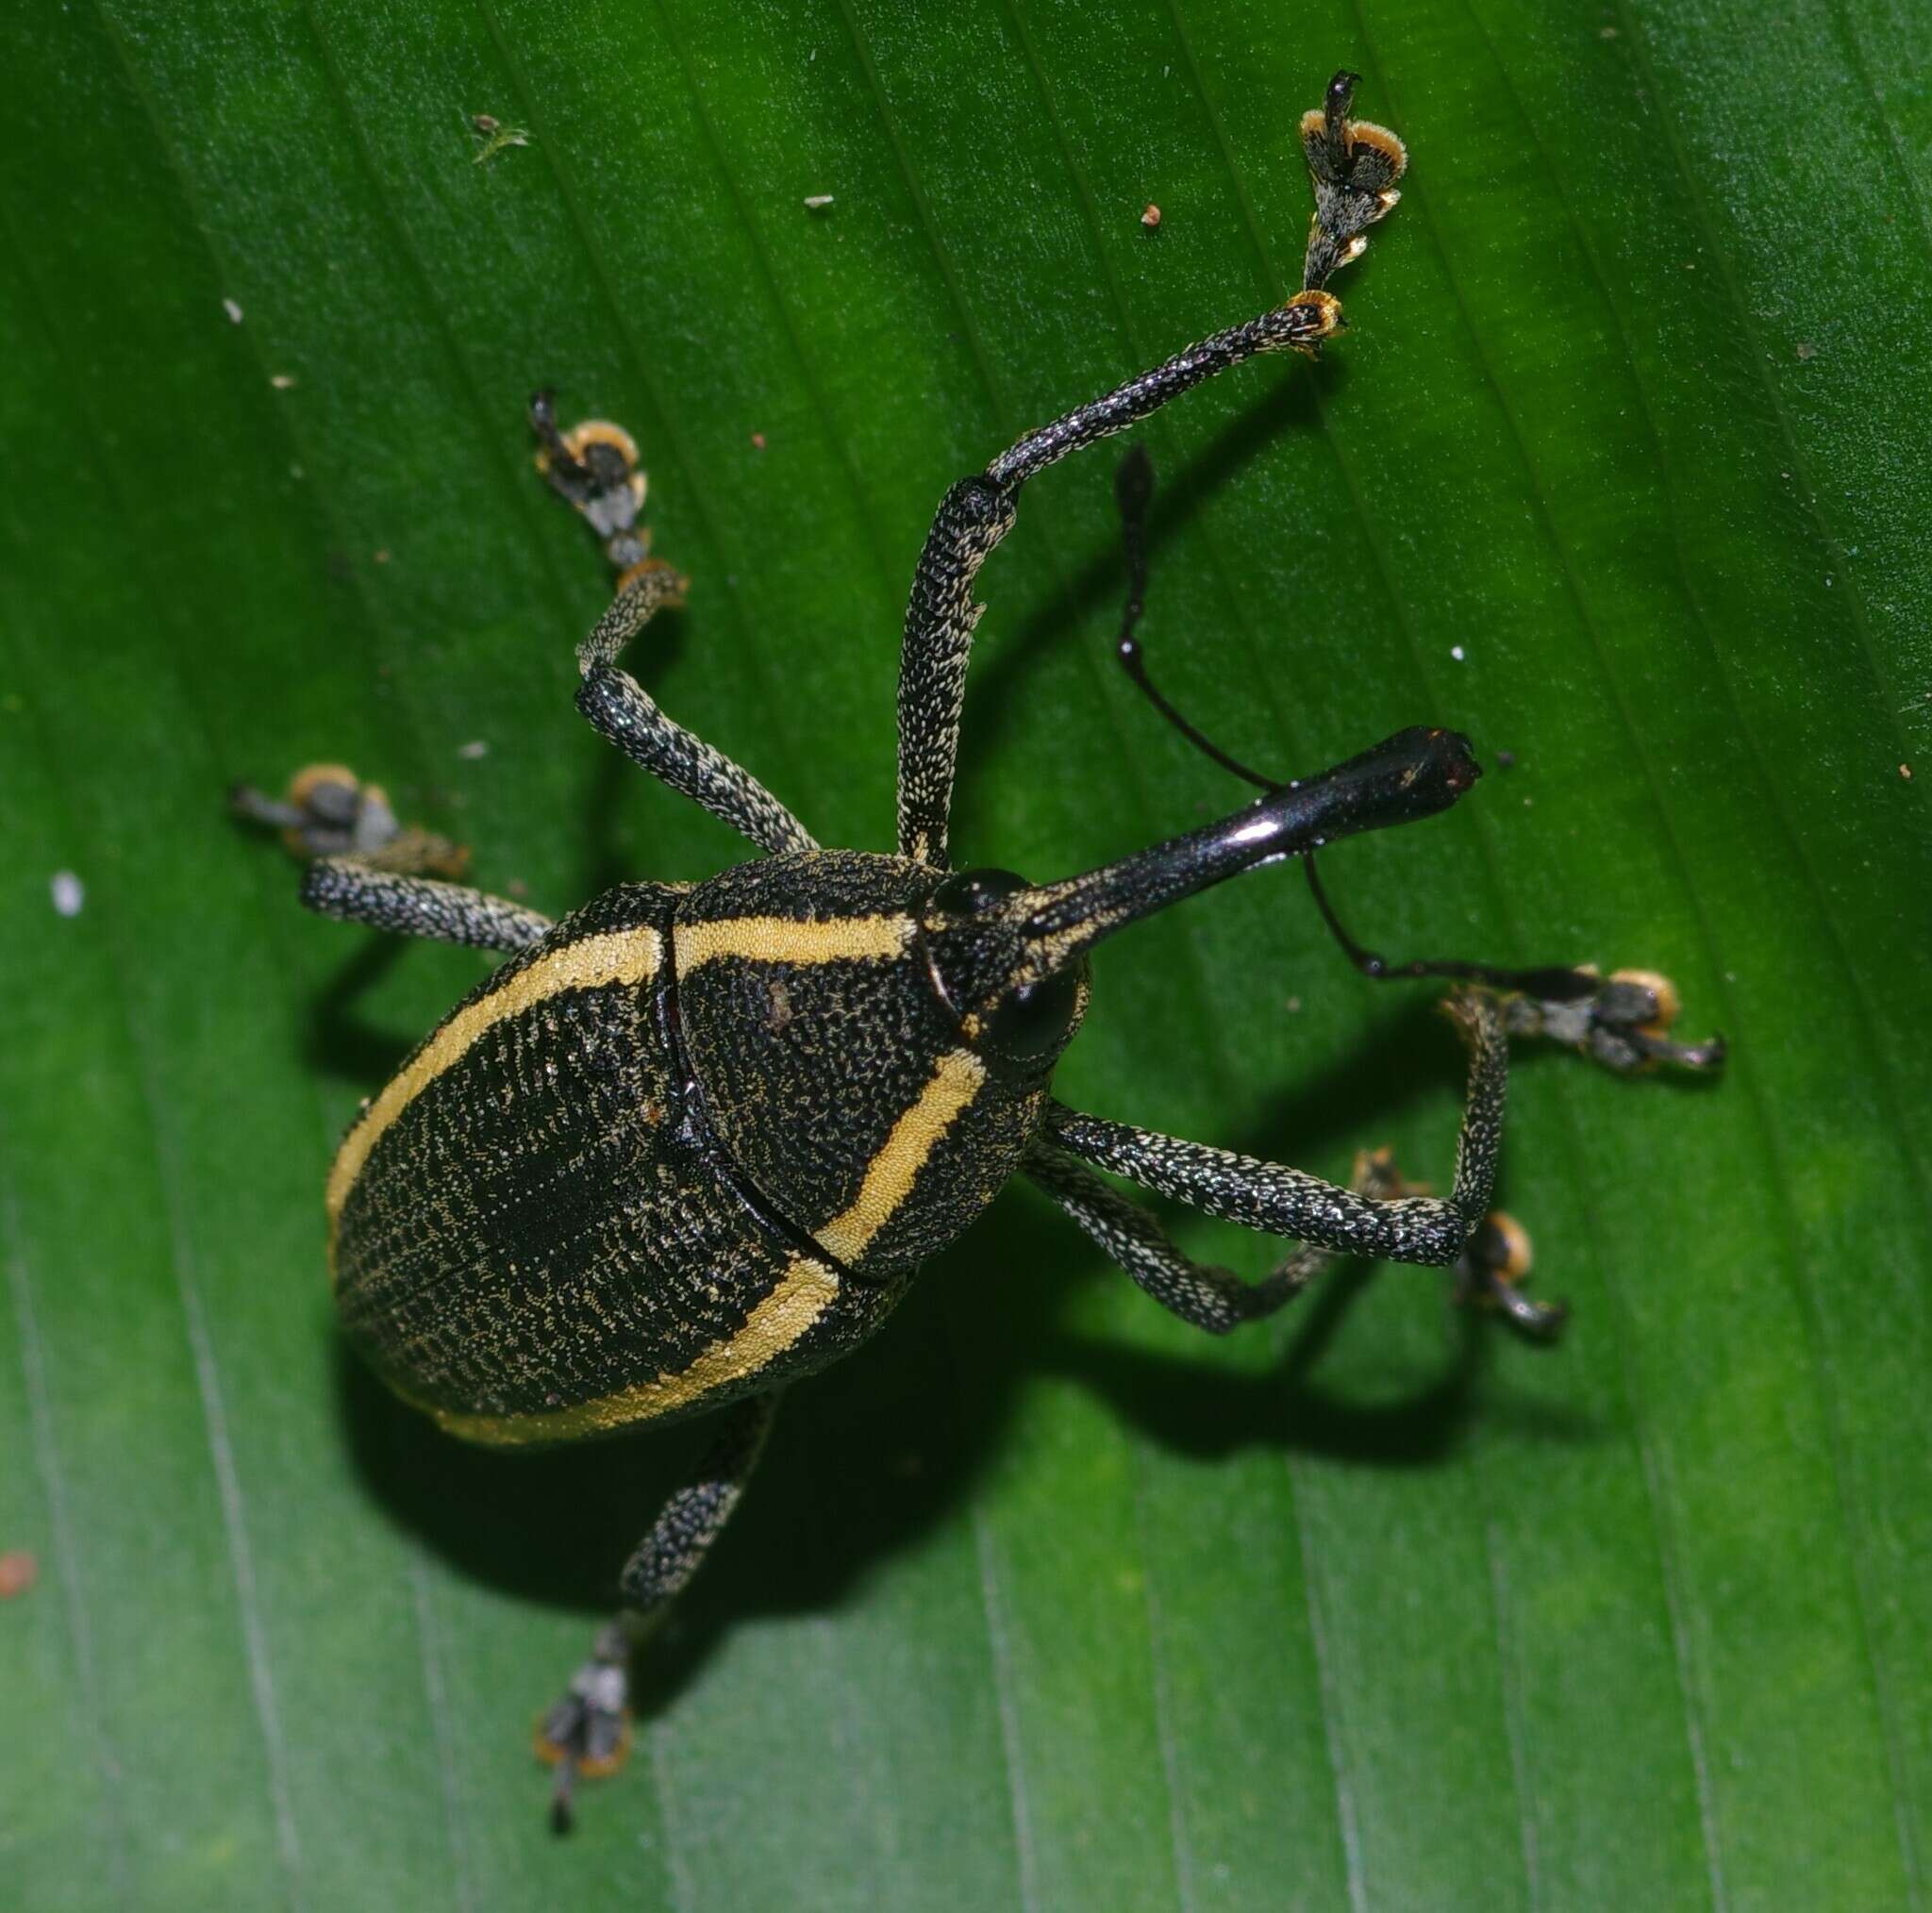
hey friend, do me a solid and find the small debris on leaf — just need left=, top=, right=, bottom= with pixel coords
left=471, top=113, right=532, bottom=166
left=1141, top=203, right=1161, bottom=229
left=1796, top=341, right=1817, bottom=360
left=803, top=194, right=834, bottom=211
left=458, top=740, right=489, bottom=761
left=1450, top=644, right=1466, bottom=662
left=223, top=298, right=243, bottom=324
left=0, top=1552, right=37, bottom=1600
left=270, top=373, right=296, bottom=390
left=1903, top=763, right=1915, bottom=781
left=751, top=431, right=767, bottom=451
left=50, top=871, right=84, bottom=918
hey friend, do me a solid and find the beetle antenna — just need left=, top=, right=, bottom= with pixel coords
left=1109, top=447, right=1608, bottom=1007
left=1303, top=857, right=1598, bottom=1001
left=1113, top=445, right=1274, bottom=792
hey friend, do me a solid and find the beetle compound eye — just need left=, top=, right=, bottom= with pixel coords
left=929, top=866, right=1029, bottom=919
left=986, top=969, right=1082, bottom=1063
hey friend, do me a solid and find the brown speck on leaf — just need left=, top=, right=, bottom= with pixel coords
left=473, top=113, right=499, bottom=136
left=508, top=876, right=529, bottom=897
left=751, top=431, right=767, bottom=451
left=1141, top=203, right=1162, bottom=229
left=1796, top=341, right=1817, bottom=360
left=1599, top=24, right=1618, bottom=38
left=0, top=1551, right=38, bottom=1600
left=1903, top=763, right=1915, bottom=781
left=374, top=549, right=391, bottom=564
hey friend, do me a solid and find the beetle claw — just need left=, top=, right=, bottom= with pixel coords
left=1454, top=1210, right=1567, bottom=1342
left=534, top=1626, right=634, bottom=1834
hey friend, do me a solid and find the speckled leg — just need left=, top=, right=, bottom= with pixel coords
left=577, top=560, right=817, bottom=857
left=894, top=71, right=1401, bottom=869
left=538, top=1389, right=779, bottom=1832
left=1028, top=1143, right=1406, bottom=1331
left=299, top=858, right=552, bottom=951
left=1041, top=990, right=1508, bottom=1271
left=1033, top=1135, right=1562, bottom=1340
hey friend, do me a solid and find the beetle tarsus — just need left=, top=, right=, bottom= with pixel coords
left=1500, top=967, right=1725, bottom=1076
left=530, top=388, right=651, bottom=573
left=229, top=763, right=469, bottom=876
left=534, top=1625, right=634, bottom=1831
left=1455, top=1211, right=1567, bottom=1342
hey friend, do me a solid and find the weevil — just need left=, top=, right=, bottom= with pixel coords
left=246, top=73, right=1722, bottom=1828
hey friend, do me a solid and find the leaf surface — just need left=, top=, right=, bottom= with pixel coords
left=4, top=4, right=1928, bottom=1908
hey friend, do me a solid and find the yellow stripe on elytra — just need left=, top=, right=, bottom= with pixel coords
left=672, top=913, right=908, bottom=971
left=813, top=1048, right=985, bottom=1264
left=411, top=1252, right=841, bottom=1446
left=325, top=928, right=662, bottom=1231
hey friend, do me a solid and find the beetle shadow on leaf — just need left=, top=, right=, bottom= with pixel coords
left=304, top=937, right=415, bottom=1087
left=332, top=1267, right=1014, bottom=1718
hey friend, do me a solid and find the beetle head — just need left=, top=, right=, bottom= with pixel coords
left=920, top=725, right=1482, bottom=1078
left=919, top=867, right=1091, bottom=1079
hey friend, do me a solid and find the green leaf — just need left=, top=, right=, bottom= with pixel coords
left=5, top=3, right=1928, bottom=1908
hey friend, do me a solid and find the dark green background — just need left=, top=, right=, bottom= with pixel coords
left=4, top=2, right=1927, bottom=1908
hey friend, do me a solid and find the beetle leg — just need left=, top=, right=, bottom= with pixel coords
left=530, top=393, right=815, bottom=857
left=1028, top=1141, right=1402, bottom=1330
left=234, top=763, right=550, bottom=950
left=894, top=72, right=1402, bottom=869
left=297, top=859, right=553, bottom=952
left=1033, top=1139, right=1561, bottom=1342
left=1041, top=988, right=1509, bottom=1273
left=575, top=559, right=819, bottom=858
left=536, top=1389, right=779, bottom=1833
